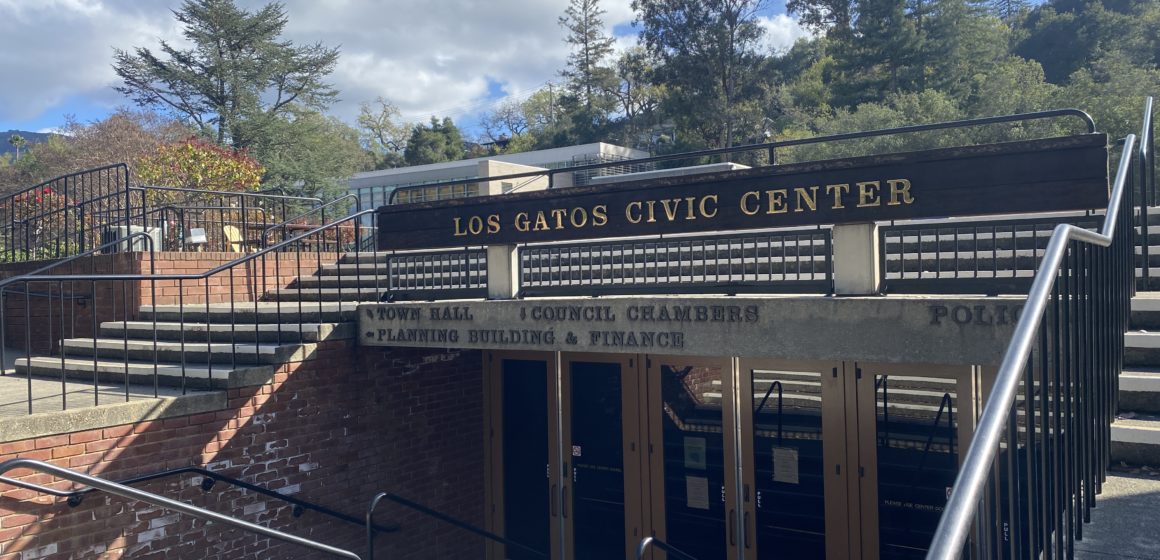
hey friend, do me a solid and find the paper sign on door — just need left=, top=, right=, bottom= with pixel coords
left=772, top=447, right=799, bottom=484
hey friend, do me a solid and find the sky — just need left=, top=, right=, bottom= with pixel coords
left=0, top=0, right=811, bottom=138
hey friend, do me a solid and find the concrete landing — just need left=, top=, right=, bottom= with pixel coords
left=1076, top=467, right=1160, bottom=559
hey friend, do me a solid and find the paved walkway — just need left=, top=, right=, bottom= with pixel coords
left=1076, top=467, right=1160, bottom=559
left=0, top=348, right=186, bottom=417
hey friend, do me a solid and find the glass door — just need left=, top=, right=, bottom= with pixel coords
left=736, top=359, right=849, bottom=560
left=856, top=362, right=978, bottom=560
left=643, top=356, right=739, bottom=560
left=561, top=353, right=644, bottom=560
left=484, top=351, right=557, bottom=560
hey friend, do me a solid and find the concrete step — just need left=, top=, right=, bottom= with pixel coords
left=1130, top=294, right=1160, bottom=329
left=265, top=287, right=382, bottom=302
left=1121, top=368, right=1160, bottom=414
left=1111, top=413, right=1160, bottom=467
left=12, top=357, right=275, bottom=390
left=139, top=302, right=361, bottom=324
left=1124, top=332, right=1160, bottom=366
left=292, top=275, right=391, bottom=289
left=99, top=321, right=355, bottom=343
left=58, top=338, right=310, bottom=366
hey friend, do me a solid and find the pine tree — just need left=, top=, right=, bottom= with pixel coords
left=559, top=0, right=618, bottom=112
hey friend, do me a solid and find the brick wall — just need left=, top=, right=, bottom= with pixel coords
left=0, top=344, right=485, bottom=560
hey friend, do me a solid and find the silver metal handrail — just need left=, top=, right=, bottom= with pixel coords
left=925, top=131, right=1139, bottom=558
left=0, top=458, right=361, bottom=559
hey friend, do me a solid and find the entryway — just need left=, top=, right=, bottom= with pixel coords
left=483, top=352, right=981, bottom=560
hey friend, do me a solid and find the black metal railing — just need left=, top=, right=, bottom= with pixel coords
left=925, top=100, right=1148, bottom=559
left=0, top=464, right=395, bottom=534
left=0, top=210, right=382, bottom=415
left=1136, top=96, right=1156, bottom=289
left=366, top=491, right=547, bottom=560
left=880, top=213, right=1102, bottom=294
left=0, top=164, right=131, bottom=262
left=0, top=458, right=362, bottom=559
left=519, top=227, right=832, bottom=296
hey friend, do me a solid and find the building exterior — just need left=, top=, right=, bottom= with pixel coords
left=347, top=142, right=649, bottom=210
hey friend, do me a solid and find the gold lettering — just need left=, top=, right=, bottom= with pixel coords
left=826, top=183, right=850, bottom=209
left=569, top=207, right=588, bottom=228
left=794, top=186, right=819, bottom=212
left=887, top=178, right=915, bottom=206
left=514, top=212, right=530, bottom=232
left=740, top=191, right=760, bottom=215
left=699, top=195, right=718, bottom=218
left=684, top=197, right=697, bottom=220
left=644, top=200, right=658, bottom=223
left=857, top=181, right=881, bottom=207
left=533, top=211, right=550, bottom=231
left=592, top=205, right=608, bottom=226
left=661, top=199, right=681, bottom=221
left=453, top=216, right=468, bottom=237
left=626, top=201, right=643, bottom=224
left=765, top=189, right=788, bottom=214
left=468, top=215, right=485, bottom=235
left=486, top=214, right=501, bottom=234
left=550, top=209, right=567, bottom=230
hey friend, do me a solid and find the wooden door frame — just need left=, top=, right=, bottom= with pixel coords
left=642, top=354, right=739, bottom=560
left=483, top=350, right=559, bottom=560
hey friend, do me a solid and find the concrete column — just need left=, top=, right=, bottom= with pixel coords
left=831, top=223, right=881, bottom=295
left=486, top=244, right=520, bottom=299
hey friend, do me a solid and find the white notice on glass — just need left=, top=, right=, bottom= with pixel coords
left=683, top=436, right=707, bottom=470
left=772, top=447, right=800, bottom=484
left=686, top=476, right=710, bottom=510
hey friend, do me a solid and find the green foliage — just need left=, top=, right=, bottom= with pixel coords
left=404, top=117, right=466, bottom=166
left=634, top=0, right=772, bottom=148
left=560, top=0, right=618, bottom=113
left=253, top=107, right=372, bottom=199
left=358, top=97, right=411, bottom=170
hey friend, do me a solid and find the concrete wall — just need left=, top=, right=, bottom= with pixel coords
left=477, top=161, right=549, bottom=195
left=0, top=344, right=485, bottom=560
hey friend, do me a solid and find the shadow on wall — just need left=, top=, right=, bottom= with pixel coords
left=0, top=344, right=486, bottom=560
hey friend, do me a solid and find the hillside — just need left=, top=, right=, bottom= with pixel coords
left=1, top=130, right=55, bottom=157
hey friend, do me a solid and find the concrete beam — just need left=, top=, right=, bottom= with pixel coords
left=486, top=244, right=520, bottom=300
left=832, top=223, right=881, bottom=295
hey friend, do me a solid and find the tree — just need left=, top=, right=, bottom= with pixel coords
left=559, top=0, right=618, bottom=113
left=7, top=135, right=27, bottom=161
left=634, top=0, right=771, bottom=148
left=255, top=107, right=372, bottom=199
left=112, top=0, right=339, bottom=150
left=607, top=47, right=666, bottom=147
left=357, top=97, right=412, bottom=170
left=404, top=117, right=465, bottom=166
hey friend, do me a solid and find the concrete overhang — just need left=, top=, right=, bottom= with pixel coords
left=358, top=295, right=1025, bottom=366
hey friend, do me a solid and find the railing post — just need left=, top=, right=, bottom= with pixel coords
left=831, top=222, right=881, bottom=295
left=486, top=244, right=520, bottom=300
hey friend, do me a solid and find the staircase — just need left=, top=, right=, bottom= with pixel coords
left=10, top=253, right=375, bottom=391
left=1114, top=292, right=1160, bottom=466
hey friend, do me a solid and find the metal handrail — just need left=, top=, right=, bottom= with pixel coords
left=636, top=536, right=700, bottom=560
left=0, top=464, right=396, bottom=534
left=388, top=108, right=1096, bottom=203
left=134, top=185, right=323, bottom=206
left=0, top=209, right=376, bottom=284
left=365, top=491, right=547, bottom=560
left=261, top=193, right=361, bottom=247
left=0, top=458, right=361, bottom=559
left=0, top=231, right=155, bottom=292
left=925, top=127, right=1139, bottom=558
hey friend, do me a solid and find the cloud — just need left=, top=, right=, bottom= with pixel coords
left=0, top=0, right=804, bottom=133
left=756, top=13, right=814, bottom=54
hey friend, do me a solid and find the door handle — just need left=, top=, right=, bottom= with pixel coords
left=562, top=485, right=569, bottom=519
left=728, top=509, right=736, bottom=546
left=744, top=511, right=751, bottom=549
left=550, top=484, right=557, bottom=517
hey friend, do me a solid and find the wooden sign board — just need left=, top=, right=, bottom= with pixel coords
left=376, top=134, right=1108, bottom=250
